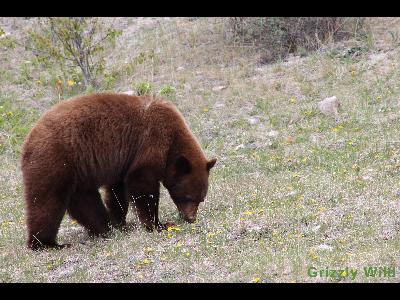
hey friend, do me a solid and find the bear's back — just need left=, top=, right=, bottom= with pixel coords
left=22, top=93, right=160, bottom=187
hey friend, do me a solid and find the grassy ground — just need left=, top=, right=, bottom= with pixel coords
left=0, top=17, right=399, bottom=283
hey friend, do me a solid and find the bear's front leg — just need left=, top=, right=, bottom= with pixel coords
left=131, top=194, right=163, bottom=231
left=125, top=166, right=174, bottom=231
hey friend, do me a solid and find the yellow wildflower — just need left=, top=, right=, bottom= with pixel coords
left=143, top=258, right=151, bottom=264
left=167, top=226, right=181, bottom=232
left=252, top=277, right=261, bottom=283
left=67, top=80, right=75, bottom=87
left=144, top=247, right=154, bottom=254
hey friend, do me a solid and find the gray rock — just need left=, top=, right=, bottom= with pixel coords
left=318, top=96, right=340, bottom=117
left=213, top=102, right=225, bottom=109
left=266, top=130, right=279, bottom=137
left=311, top=225, right=321, bottom=232
left=248, top=117, right=259, bottom=125
left=212, top=85, right=227, bottom=92
left=315, top=244, right=333, bottom=251
left=122, top=90, right=135, bottom=95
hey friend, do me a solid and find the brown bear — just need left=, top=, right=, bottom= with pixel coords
left=21, top=93, right=217, bottom=250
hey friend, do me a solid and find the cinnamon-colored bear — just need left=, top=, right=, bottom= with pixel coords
left=21, top=93, right=216, bottom=250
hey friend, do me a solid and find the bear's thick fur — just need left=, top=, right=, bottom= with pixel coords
left=21, top=93, right=216, bottom=250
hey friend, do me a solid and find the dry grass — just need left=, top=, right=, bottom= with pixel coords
left=0, top=17, right=399, bottom=283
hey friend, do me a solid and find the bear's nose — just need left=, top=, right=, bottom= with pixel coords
left=185, top=216, right=196, bottom=223
left=179, top=211, right=196, bottom=223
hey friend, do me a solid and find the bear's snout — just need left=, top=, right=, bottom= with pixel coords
left=180, top=213, right=196, bottom=223
left=175, top=201, right=199, bottom=223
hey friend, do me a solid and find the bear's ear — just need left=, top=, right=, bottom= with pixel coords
left=176, top=156, right=191, bottom=175
left=206, top=158, right=217, bottom=171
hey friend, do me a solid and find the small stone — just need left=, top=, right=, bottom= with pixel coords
left=248, top=225, right=262, bottom=233
left=315, top=244, right=333, bottom=251
left=122, top=90, right=135, bottom=95
left=266, top=130, right=279, bottom=137
left=213, top=102, right=225, bottom=109
left=176, top=66, right=185, bottom=71
left=311, top=225, right=321, bottom=232
left=235, top=144, right=245, bottom=150
left=361, top=175, right=372, bottom=181
left=248, top=117, right=259, bottom=125
left=318, top=96, right=340, bottom=117
left=212, top=85, right=227, bottom=92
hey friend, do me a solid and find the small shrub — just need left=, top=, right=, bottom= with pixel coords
left=26, top=17, right=122, bottom=89
left=104, top=71, right=119, bottom=90
left=159, top=85, right=176, bottom=98
left=133, top=81, right=153, bottom=96
left=228, top=17, right=368, bottom=63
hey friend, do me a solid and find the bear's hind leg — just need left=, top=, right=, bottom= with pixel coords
left=104, top=183, right=129, bottom=229
left=68, top=190, right=112, bottom=237
left=27, top=195, right=68, bottom=250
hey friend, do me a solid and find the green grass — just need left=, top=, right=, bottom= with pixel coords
left=0, top=17, right=400, bottom=283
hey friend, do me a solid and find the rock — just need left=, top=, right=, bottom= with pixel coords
left=212, top=85, right=227, bottom=92
left=213, top=102, right=225, bottom=109
left=311, top=225, right=321, bottom=232
left=122, top=90, right=135, bottom=95
left=361, top=175, right=372, bottom=181
left=176, top=66, right=185, bottom=71
left=248, top=117, right=259, bottom=125
left=318, top=96, right=340, bottom=117
left=266, top=130, right=279, bottom=137
left=235, top=144, right=245, bottom=150
left=310, top=134, right=322, bottom=144
left=315, top=244, right=333, bottom=251
left=248, top=225, right=262, bottom=233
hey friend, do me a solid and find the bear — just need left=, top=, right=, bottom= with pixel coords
left=21, top=93, right=217, bottom=250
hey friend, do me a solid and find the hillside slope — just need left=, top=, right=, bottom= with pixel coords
left=0, top=17, right=399, bottom=282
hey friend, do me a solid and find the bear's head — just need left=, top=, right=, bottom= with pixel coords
left=163, top=156, right=217, bottom=223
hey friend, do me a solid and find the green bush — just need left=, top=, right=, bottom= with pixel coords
left=228, top=17, right=368, bottom=63
left=133, top=81, right=153, bottom=96
left=26, top=17, right=122, bottom=89
left=160, top=85, right=176, bottom=98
